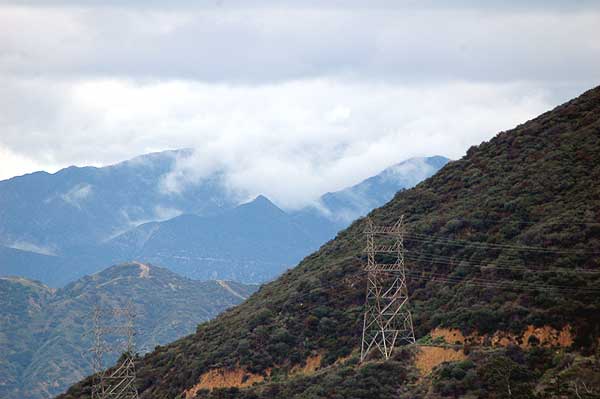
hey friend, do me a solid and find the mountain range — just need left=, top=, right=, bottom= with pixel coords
left=0, top=155, right=448, bottom=286
left=0, top=262, right=257, bottom=399
left=59, top=85, right=600, bottom=398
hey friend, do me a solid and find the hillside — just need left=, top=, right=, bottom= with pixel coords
left=0, top=263, right=257, bottom=399
left=105, top=196, right=324, bottom=282
left=1, top=155, right=446, bottom=287
left=0, top=277, right=54, bottom=397
left=59, top=87, right=600, bottom=398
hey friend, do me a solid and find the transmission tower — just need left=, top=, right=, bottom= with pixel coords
left=360, top=216, right=416, bottom=362
left=91, top=303, right=139, bottom=399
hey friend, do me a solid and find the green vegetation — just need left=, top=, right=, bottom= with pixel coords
left=60, top=86, right=600, bottom=398
left=0, top=264, right=256, bottom=399
left=0, top=277, right=53, bottom=398
left=200, top=360, right=411, bottom=399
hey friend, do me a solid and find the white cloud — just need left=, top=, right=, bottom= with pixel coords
left=0, top=76, right=558, bottom=209
left=8, top=240, right=56, bottom=256
left=61, top=183, right=93, bottom=208
left=0, top=147, right=51, bottom=180
left=383, top=157, right=436, bottom=185
left=0, top=5, right=599, bottom=83
left=154, top=206, right=183, bottom=221
left=0, top=2, right=598, bottom=209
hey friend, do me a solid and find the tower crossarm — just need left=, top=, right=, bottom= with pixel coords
left=364, top=263, right=404, bottom=272
left=366, top=244, right=403, bottom=253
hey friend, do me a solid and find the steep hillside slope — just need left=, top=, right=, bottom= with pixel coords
left=0, top=277, right=53, bottom=396
left=59, top=87, right=600, bottom=399
left=0, top=263, right=257, bottom=399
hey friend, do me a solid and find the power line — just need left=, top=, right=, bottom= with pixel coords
left=404, top=250, right=600, bottom=275
left=436, top=217, right=600, bottom=226
left=405, top=232, right=598, bottom=254
left=278, top=256, right=599, bottom=313
left=404, top=233, right=600, bottom=255
left=276, top=268, right=599, bottom=327
left=405, top=270, right=600, bottom=294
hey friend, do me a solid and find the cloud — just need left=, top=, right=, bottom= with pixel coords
left=154, top=206, right=183, bottom=221
left=382, top=157, right=437, bottom=185
left=0, top=74, right=589, bottom=210
left=0, top=77, right=557, bottom=209
left=61, top=183, right=93, bottom=208
left=0, top=147, right=51, bottom=180
left=8, top=240, right=57, bottom=256
left=0, top=2, right=599, bottom=210
left=0, top=5, right=599, bottom=83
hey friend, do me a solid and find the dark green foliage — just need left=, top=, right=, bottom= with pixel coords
left=0, top=277, right=53, bottom=398
left=431, top=347, right=556, bottom=398
left=193, top=361, right=409, bottom=399
left=60, top=86, right=600, bottom=399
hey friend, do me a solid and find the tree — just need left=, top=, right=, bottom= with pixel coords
left=479, top=353, right=533, bottom=399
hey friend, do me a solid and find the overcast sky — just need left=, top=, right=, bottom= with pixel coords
left=1, top=1, right=599, bottom=208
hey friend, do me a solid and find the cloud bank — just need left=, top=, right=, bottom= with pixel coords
left=0, top=2, right=599, bottom=208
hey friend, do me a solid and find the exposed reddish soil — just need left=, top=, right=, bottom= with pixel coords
left=430, top=325, right=573, bottom=349
left=290, top=354, right=322, bottom=376
left=415, top=346, right=467, bottom=375
left=183, top=368, right=270, bottom=398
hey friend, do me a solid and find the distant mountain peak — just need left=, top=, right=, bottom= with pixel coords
left=313, top=155, right=450, bottom=224
left=247, top=194, right=275, bottom=206
left=237, top=194, right=284, bottom=214
left=254, top=194, right=270, bottom=202
left=93, top=262, right=160, bottom=280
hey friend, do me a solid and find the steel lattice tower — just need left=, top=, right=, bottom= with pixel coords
left=91, top=304, right=139, bottom=399
left=360, top=216, right=416, bottom=362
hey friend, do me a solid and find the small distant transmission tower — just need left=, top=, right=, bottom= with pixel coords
left=360, top=216, right=416, bottom=362
left=91, top=303, right=139, bottom=399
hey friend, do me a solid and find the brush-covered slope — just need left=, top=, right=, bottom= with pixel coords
left=0, top=277, right=54, bottom=397
left=60, top=86, right=600, bottom=399
left=0, top=263, right=257, bottom=399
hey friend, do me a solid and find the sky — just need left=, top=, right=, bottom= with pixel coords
left=1, top=1, right=599, bottom=209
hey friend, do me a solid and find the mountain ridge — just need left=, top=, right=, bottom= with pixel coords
left=1, top=155, right=448, bottom=286
left=103, top=195, right=321, bottom=282
left=58, top=85, right=600, bottom=399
